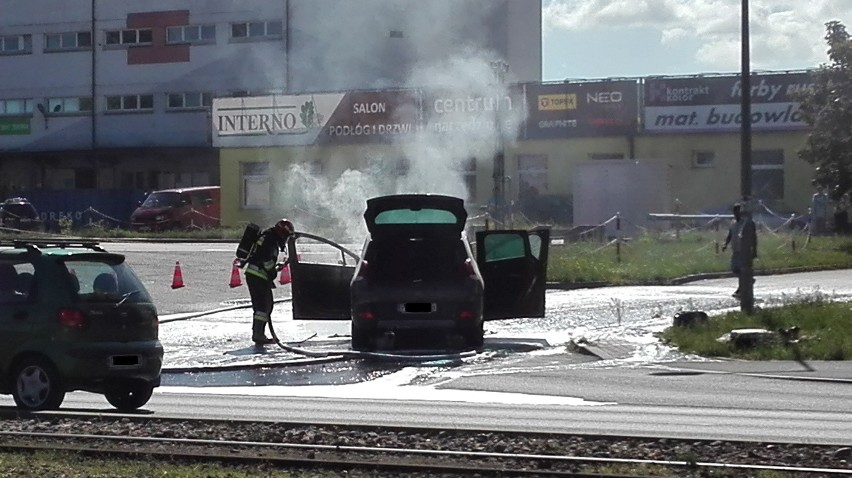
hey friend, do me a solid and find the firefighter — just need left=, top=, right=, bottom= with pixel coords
left=244, top=218, right=295, bottom=345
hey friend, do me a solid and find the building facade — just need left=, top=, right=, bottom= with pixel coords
left=213, top=71, right=817, bottom=234
left=0, top=0, right=540, bottom=225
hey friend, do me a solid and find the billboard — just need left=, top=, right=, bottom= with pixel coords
left=213, top=91, right=419, bottom=147
left=643, top=72, right=815, bottom=133
left=0, top=117, right=31, bottom=135
left=420, top=85, right=525, bottom=138
left=524, top=80, right=638, bottom=139
left=317, top=89, right=419, bottom=145
left=213, top=94, right=344, bottom=147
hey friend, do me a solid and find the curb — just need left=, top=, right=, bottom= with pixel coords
left=655, top=364, right=852, bottom=385
left=546, top=265, right=852, bottom=290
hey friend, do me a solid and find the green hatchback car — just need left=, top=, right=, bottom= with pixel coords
left=0, top=240, right=162, bottom=411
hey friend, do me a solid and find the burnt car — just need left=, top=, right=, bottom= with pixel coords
left=287, top=194, right=549, bottom=351
left=0, top=197, right=43, bottom=232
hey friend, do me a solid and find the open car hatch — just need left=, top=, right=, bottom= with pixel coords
left=364, top=194, right=467, bottom=236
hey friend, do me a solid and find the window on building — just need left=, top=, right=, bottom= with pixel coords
left=242, top=161, right=271, bottom=209
left=167, top=92, right=212, bottom=110
left=518, top=154, right=548, bottom=201
left=453, top=157, right=477, bottom=199
left=166, top=24, right=215, bottom=44
left=309, top=160, right=324, bottom=176
left=589, top=153, right=625, bottom=160
left=692, top=150, right=715, bottom=168
left=229, top=89, right=286, bottom=98
left=752, top=149, right=784, bottom=201
left=134, top=171, right=146, bottom=189
left=105, top=28, right=153, bottom=47
left=75, top=168, right=97, bottom=189
left=46, top=97, right=93, bottom=114
left=0, top=99, right=34, bottom=115
left=105, top=94, right=154, bottom=112
left=394, top=158, right=410, bottom=176
left=230, top=20, right=284, bottom=41
left=45, top=31, right=92, bottom=51
left=0, top=34, right=33, bottom=54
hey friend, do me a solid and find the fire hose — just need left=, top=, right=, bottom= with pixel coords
left=160, top=299, right=479, bottom=363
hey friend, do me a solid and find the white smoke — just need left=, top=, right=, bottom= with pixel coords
left=272, top=2, right=526, bottom=242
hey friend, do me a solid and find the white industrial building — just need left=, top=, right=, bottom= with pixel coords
left=0, top=0, right=541, bottom=201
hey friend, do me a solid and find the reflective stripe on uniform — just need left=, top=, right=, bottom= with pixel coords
left=245, top=264, right=269, bottom=281
left=253, top=311, right=270, bottom=323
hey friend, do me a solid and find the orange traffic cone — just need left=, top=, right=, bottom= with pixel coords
left=171, top=261, right=185, bottom=289
left=229, top=259, right=242, bottom=288
left=278, top=264, right=291, bottom=285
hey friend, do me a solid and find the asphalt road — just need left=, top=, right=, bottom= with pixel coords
left=40, top=362, right=852, bottom=445
left=5, top=241, right=852, bottom=444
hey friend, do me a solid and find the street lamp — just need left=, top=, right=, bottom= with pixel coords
left=740, top=0, right=755, bottom=314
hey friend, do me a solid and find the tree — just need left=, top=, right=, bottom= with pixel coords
left=797, top=21, right=852, bottom=199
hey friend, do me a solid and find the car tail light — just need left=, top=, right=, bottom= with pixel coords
left=354, top=260, right=369, bottom=281
left=458, top=310, right=474, bottom=319
left=357, top=311, right=375, bottom=320
left=57, top=308, right=85, bottom=328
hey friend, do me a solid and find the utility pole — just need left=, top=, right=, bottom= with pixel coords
left=490, top=60, right=509, bottom=222
left=739, top=0, right=755, bottom=314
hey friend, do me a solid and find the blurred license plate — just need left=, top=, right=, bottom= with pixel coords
left=401, top=302, right=434, bottom=313
left=110, top=355, right=141, bottom=368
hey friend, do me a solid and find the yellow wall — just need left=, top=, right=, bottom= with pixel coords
left=634, top=131, right=811, bottom=213
left=220, top=131, right=815, bottom=227
left=508, top=137, right=633, bottom=197
left=220, top=143, right=413, bottom=227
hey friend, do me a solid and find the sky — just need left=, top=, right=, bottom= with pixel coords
left=541, top=0, right=852, bottom=81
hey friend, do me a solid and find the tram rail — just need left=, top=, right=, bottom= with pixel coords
left=2, top=429, right=851, bottom=477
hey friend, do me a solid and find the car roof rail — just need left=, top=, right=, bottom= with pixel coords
left=0, top=239, right=106, bottom=253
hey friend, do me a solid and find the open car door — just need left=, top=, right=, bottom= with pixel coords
left=476, top=228, right=549, bottom=320
left=287, top=232, right=359, bottom=320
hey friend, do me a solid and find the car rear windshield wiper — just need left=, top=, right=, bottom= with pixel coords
left=114, top=290, right=141, bottom=308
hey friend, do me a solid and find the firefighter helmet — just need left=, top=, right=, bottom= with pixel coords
left=274, top=218, right=295, bottom=238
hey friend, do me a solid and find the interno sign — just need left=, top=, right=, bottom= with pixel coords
left=643, top=71, right=815, bottom=133
left=212, top=90, right=420, bottom=147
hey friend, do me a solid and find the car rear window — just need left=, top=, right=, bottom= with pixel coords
left=374, top=208, right=457, bottom=224
left=1, top=203, right=38, bottom=218
left=62, top=259, right=152, bottom=303
left=366, top=237, right=467, bottom=282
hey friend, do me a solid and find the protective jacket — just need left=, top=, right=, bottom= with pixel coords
left=244, top=228, right=285, bottom=282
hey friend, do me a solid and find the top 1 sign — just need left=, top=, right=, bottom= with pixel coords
left=524, top=80, right=638, bottom=139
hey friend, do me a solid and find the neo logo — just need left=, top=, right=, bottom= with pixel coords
left=586, top=92, right=623, bottom=103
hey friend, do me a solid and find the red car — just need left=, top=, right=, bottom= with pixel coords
left=129, top=186, right=220, bottom=231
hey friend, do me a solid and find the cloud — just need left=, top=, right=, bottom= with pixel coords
left=543, top=0, right=852, bottom=71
